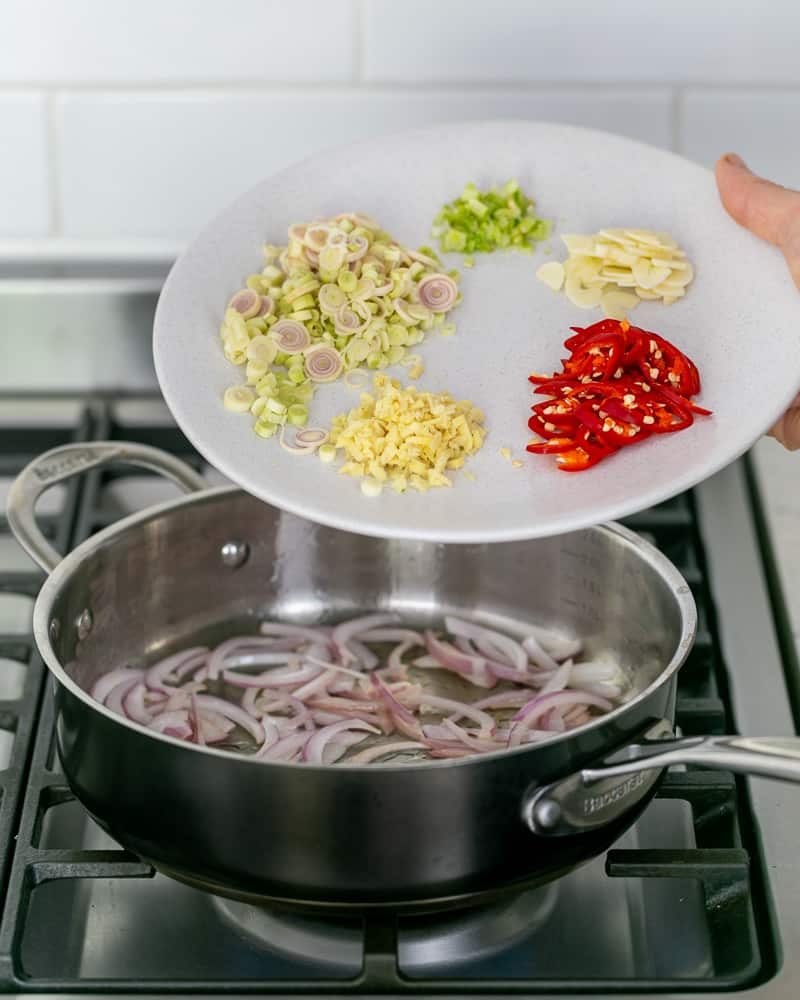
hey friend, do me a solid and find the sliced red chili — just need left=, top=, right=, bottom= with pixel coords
left=526, top=319, right=709, bottom=472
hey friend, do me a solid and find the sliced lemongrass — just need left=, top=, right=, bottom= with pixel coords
left=344, top=369, right=370, bottom=390
left=535, top=261, right=565, bottom=291
left=223, top=385, right=256, bottom=412
left=318, top=443, right=337, bottom=463
left=271, top=319, right=311, bottom=354
left=360, top=477, right=383, bottom=498
left=227, top=288, right=261, bottom=319
left=279, top=425, right=317, bottom=455
left=295, top=428, right=329, bottom=448
left=246, top=334, right=279, bottom=365
left=417, top=273, right=458, bottom=313
left=304, top=344, right=343, bottom=383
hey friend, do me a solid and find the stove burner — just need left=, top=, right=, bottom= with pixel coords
left=214, top=884, right=559, bottom=972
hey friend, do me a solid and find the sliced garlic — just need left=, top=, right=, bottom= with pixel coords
left=565, top=274, right=604, bottom=309
left=601, top=290, right=639, bottom=320
left=542, top=227, right=693, bottom=310
left=536, top=260, right=565, bottom=291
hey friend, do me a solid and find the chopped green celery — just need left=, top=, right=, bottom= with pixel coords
left=287, top=365, right=306, bottom=385
left=287, top=404, right=309, bottom=427
left=291, top=383, right=315, bottom=404
left=432, top=179, right=551, bottom=256
left=254, top=421, right=278, bottom=439
left=386, top=345, right=404, bottom=365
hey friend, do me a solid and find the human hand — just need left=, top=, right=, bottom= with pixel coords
left=716, top=153, right=800, bottom=450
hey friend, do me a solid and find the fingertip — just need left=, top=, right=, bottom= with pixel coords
left=718, top=152, right=748, bottom=171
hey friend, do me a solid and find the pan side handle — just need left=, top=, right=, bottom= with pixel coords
left=6, top=441, right=207, bottom=573
left=523, top=725, right=800, bottom=837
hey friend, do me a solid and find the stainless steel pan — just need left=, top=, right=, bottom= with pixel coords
left=8, top=441, right=800, bottom=911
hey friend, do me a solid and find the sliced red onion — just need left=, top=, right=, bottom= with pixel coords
left=303, top=719, right=381, bottom=764
left=206, top=637, right=281, bottom=681
left=486, top=661, right=546, bottom=686
left=445, top=617, right=528, bottom=672
left=225, top=650, right=297, bottom=669
left=473, top=690, right=532, bottom=711
left=414, top=693, right=495, bottom=739
left=423, top=630, right=496, bottom=689
left=256, top=731, right=310, bottom=762
left=508, top=691, right=613, bottom=748
left=321, top=731, right=370, bottom=765
left=417, top=273, right=457, bottom=313
left=345, top=638, right=378, bottom=670
left=148, top=710, right=193, bottom=740
left=358, top=628, right=424, bottom=645
left=123, top=682, right=154, bottom=725
left=522, top=634, right=561, bottom=673
left=91, top=667, right=144, bottom=704
left=370, top=675, right=423, bottom=741
left=227, top=288, right=261, bottom=318
left=105, top=676, right=141, bottom=717
left=539, top=659, right=574, bottom=695
left=332, top=613, right=400, bottom=665
left=193, top=695, right=265, bottom=745
left=271, top=319, right=311, bottom=354
left=253, top=662, right=322, bottom=687
left=147, top=647, right=208, bottom=691
left=304, top=344, right=343, bottom=383
left=439, top=719, right=504, bottom=753
left=292, top=667, right=340, bottom=701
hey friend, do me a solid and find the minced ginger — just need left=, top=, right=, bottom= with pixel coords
left=326, top=375, right=485, bottom=496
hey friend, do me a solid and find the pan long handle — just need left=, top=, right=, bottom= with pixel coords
left=524, top=724, right=800, bottom=837
left=582, top=734, right=800, bottom=784
left=6, top=441, right=207, bottom=573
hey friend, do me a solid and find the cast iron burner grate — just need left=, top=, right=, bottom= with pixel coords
left=0, top=396, right=778, bottom=993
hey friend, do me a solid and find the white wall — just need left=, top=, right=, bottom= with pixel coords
left=1, top=0, right=799, bottom=252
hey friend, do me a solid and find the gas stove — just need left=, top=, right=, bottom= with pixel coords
left=0, top=266, right=798, bottom=997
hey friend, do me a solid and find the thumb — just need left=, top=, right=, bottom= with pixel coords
left=770, top=397, right=800, bottom=451
left=715, top=153, right=800, bottom=290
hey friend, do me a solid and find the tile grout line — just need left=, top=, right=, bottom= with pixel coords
left=44, top=92, right=62, bottom=237
left=0, top=81, right=799, bottom=94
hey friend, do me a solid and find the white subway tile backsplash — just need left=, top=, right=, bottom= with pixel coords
left=0, top=0, right=356, bottom=83
left=0, top=94, right=49, bottom=237
left=681, top=91, right=800, bottom=188
left=56, top=89, right=672, bottom=240
left=364, top=0, right=800, bottom=85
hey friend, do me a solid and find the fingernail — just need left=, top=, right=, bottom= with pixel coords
left=722, top=152, right=747, bottom=169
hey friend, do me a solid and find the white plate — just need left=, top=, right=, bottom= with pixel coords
left=154, top=121, right=800, bottom=544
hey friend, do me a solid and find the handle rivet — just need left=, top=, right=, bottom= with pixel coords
left=221, top=540, right=249, bottom=569
left=75, top=609, right=93, bottom=640
left=49, top=619, right=60, bottom=643
left=533, top=799, right=562, bottom=830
